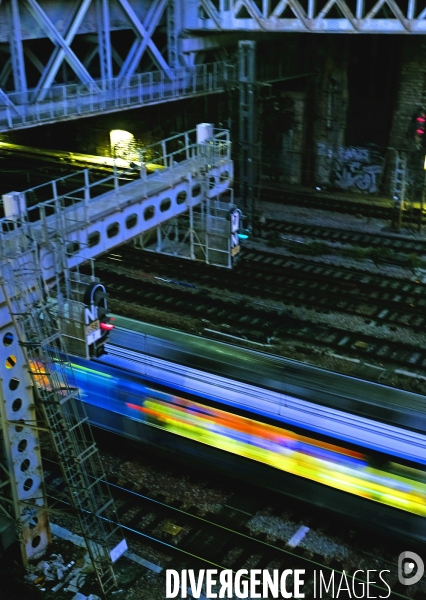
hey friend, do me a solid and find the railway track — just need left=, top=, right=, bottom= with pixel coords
left=112, top=486, right=406, bottom=599
left=103, top=250, right=426, bottom=333
left=261, top=219, right=426, bottom=255
left=261, top=187, right=410, bottom=223
left=241, top=250, right=426, bottom=329
left=94, top=242, right=426, bottom=373
left=4, top=147, right=426, bottom=374
left=42, top=456, right=419, bottom=600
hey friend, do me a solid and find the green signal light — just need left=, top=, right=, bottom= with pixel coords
left=238, top=229, right=250, bottom=240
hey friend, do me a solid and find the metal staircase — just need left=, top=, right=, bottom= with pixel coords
left=0, top=230, right=123, bottom=596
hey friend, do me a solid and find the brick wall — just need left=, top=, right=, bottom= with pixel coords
left=313, top=49, right=349, bottom=187
left=389, top=38, right=426, bottom=152
left=388, top=38, right=426, bottom=198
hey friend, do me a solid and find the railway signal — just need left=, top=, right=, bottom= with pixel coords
left=414, top=110, right=426, bottom=148
left=83, top=282, right=113, bottom=357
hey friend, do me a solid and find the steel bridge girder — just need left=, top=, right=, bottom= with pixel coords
left=26, top=0, right=98, bottom=101
left=183, top=0, right=426, bottom=33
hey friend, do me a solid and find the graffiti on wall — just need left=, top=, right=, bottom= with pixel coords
left=317, top=143, right=383, bottom=194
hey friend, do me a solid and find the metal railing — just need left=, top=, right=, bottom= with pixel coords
left=0, top=128, right=232, bottom=263
left=0, top=62, right=236, bottom=131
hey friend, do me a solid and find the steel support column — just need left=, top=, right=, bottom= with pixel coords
left=97, top=0, right=113, bottom=83
left=167, top=0, right=179, bottom=68
left=0, top=291, right=51, bottom=565
left=7, top=0, right=27, bottom=101
left=238, top=40, right=257, bottom=224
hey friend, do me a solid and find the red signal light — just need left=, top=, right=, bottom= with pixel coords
left=414, top=112, right=426, bottom=144
left=100, top=322, right=114, bottom=331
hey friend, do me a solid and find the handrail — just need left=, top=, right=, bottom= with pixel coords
left=0, top=128, right=232, bottom=257
left=0, top=63, right=236, bottom=132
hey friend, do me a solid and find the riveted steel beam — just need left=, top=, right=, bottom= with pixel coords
left=167, top=0, right=178, bottom=67
left=0, top=296, right=51, bottom=565
left=8, top=0, right=27, bottom=97
left=184, top=0, right=426, bottom=33
left=97, top=0, right=113, bottom=82
left=117, top=0, right=171, bottom=82
left=238, top=40, right=257, bottom=224
left=25, top=0, right=98, bottom=101
left=0, top=87, right=19, bottom=115
left=200, top=0, right=223, bottom=30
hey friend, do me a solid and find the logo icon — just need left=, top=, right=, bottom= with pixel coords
left=398, top=551, right=424, bottom=586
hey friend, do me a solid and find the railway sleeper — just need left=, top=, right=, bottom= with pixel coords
left=124, top=509, right=148, bottom=531
left=179, top=526, right=233, bottom=560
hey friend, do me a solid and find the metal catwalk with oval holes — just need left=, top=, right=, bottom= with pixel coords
left=2, top=126, right=234, bottom=277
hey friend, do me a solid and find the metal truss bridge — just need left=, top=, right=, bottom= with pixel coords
left=195, top=0, right=426, bottom=33
left=0, top=0, right=423, bottom=132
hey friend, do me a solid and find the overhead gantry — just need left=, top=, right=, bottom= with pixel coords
left=0, top=124, right=234, bottom=595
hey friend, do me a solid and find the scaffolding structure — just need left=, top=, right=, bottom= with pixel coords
left=135, top=197, right=238, bottom=268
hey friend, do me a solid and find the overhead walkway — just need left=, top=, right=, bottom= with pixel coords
left=0, top=124, right=233, bottom=584
left=1, top=125, right=234, bottom=283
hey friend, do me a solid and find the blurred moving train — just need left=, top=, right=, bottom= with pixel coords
left=65, top=316, right=426, bottom=543
left=108, top=316, right=426, bottom=435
